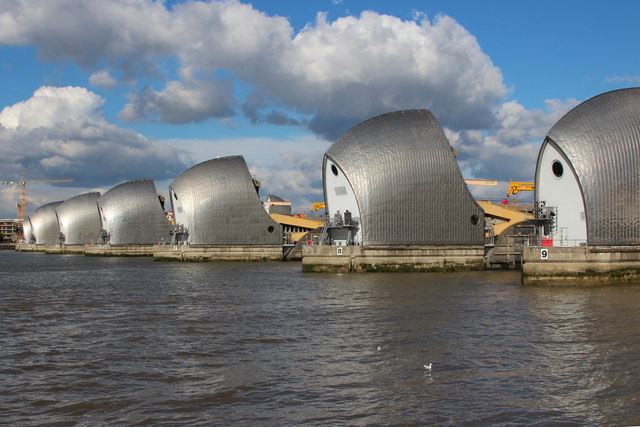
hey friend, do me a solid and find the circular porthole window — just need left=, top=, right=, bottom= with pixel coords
left=552, top=160, right=564, bottom=178
left=268, top=226, right=275, bottom=233
left=331, top=164, right=339, bottom=176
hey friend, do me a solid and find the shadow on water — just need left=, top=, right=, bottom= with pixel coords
left=1, top=251, right=639, bottom=425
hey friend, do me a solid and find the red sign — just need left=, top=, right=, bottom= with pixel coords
left=541, top=238, right=553, bottom=247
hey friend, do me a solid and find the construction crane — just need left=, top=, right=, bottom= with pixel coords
left=506, top=180, right=535, bottom=197
left=1, top=174, right=74, bottom=221
left=311, top=202, right=325, bottom=212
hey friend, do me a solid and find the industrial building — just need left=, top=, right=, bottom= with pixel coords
left=303, top=109, right=486, bottom=272
left=25, top=201, right=63, bottom=246
left=55, top=192, right=101, bottom=246
left=95, top=179, right=171, bottom=246
left=0, top=219, right=19, bottom=242
left=523, top=88, right=640, bottom=282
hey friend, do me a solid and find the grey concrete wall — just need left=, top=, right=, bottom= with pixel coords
left=154, top=245, right=282, bottom=262
left=302, top=245, right=485, bottom=273
left=522, top=246, right=640, bottom=284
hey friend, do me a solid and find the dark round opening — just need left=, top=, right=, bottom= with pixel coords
left=552, top=160, right=564, bottom=178
left=268, top=226, right=275, bottom=233
left=471, top=214, right=479, bottom=225
left=331, top=164, right=338, bottom=176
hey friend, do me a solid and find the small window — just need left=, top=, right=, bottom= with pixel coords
left=471, top=214, right=479, bottom=225
left=268, top=226, right=274, bottom=233
left=331, top=164, right=339, bottom=176
left=552, top=160, right=564, bottom=178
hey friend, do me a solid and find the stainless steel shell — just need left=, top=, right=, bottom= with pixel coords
left=540, top=88, right=640, bottom=245
left=22, top=218, right=33, bottom=243
left=169, top=156, right=282, bottom=245
left=324, top=109, right=485, bottom=246
left=97, top=179, right=171, bottom=245
left=27, top=201, right=63, bottom=244
left=55, top=192, right=101, bottom=245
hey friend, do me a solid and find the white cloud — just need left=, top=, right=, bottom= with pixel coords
left=448, top=97, right=579, bottom=200
left=89, top=69, right=118, bottom=89
left=605, top=74, right=640, bottom=85
left=0, top=86, right=104, bottom=129
left=0, top=0, right=507, bottom=138
left=120, top=75, right=234, bottom=123
left=0, top=86, right=190, bottom=205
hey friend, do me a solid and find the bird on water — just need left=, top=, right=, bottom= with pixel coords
left=423, top=363, right=432, bottom=371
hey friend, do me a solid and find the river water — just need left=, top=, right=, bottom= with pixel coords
left=1, top=251, right=639, bottom=425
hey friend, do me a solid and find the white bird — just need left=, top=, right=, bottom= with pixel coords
left=423, top=363, right=432, bottom=371
left=377, top=346, right=382, bottom=352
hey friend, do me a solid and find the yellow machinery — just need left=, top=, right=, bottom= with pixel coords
left=477, top=200, right=533, bottom=237
left=311, top=202, right=325, bottom=212
left=1, top=174, right=74, bottom=221
left=506, top=181, right=534, bottom=197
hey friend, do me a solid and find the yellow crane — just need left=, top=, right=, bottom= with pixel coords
left=1, top=174, right=74, bottom=221
left=506, top=180, right=535, bottom=197
left=311, top=202, right=325, bottom=212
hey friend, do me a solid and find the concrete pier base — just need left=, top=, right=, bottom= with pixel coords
left=522, top=246, right=640, bottom=285
left=41, top=245, right=85, bottom=255
left=16, top=243, right=46, bottom=252
left=84, top=244, right=156, bottom=257
left=302, top=245, right=485, bottom=273
left=153, top=244, right=283, bottom=262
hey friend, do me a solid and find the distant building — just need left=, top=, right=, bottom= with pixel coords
left=264, top=194, right=292, bottom=215
left=55, top=192, right=101, bottom=245
left=534, top=88, right=640, bottom=247
left=0, top=219, right=19, bottom=242
left=169, top=156, right=282, bottom=245
left=323, top=109, right=484, bottom=246
left=97, top=179, right=171, bottom=245
left=27, top=201, right=63, bottom=245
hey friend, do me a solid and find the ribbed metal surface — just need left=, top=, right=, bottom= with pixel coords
left=22, top=219, right=33, bottom=243
left=324, top=110, right=484, bottom=246
left=97, top=179, right=171, bottom=245
left=28, top=201, right=63, bottom=244
left=266, top=195, right=292, bottom=215
left=542, top=88, right=640, bottom=245
left=55, top=192, right=101, bottom=245
left=169, top=156, right=282, bottom=245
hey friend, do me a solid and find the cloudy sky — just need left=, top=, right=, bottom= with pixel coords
left=1, top=0, right=638, bottom=218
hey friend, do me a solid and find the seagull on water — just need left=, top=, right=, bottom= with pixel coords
left=377, top=346, right=382, bottom=352
left=423, top=363, right=432, bottom=371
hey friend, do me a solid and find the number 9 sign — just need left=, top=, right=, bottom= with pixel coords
left=540, top=248, right=549, bottom=260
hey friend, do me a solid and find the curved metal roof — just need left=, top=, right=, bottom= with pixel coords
left=22, top=219, right=33, bottom=244
left=28, top=201, right=63, bottom=244
left=169, top=156, right=282, bottom=245
left=55, top=192, right=101, bottom=245
left=324, top=109, right=484, bottom=246
left=97, top=179, right=171, bottom=245
left=539, top=88, right=640, bottom=245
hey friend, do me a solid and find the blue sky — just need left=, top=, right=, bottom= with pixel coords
left=1, top=0, right=639, bottom=218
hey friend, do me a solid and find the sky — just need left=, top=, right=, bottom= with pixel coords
left=1, top=0, right=639, bottom=218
